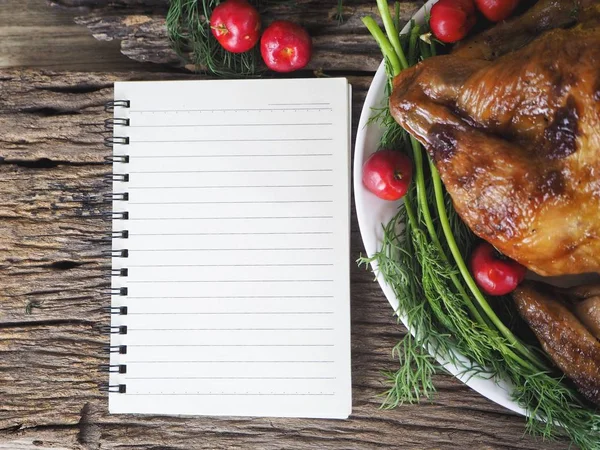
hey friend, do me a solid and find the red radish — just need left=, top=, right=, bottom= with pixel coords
left=430, top=0, right=477, bottom=43
left=362, top=149, right=413, bottom=201
left=260, top=21, right=312, bottom=72
left=210, top=0, right=261, bottom=53
left=475, top=0, right=520, bottom=22
left=469, top=241, right=527, bottom=296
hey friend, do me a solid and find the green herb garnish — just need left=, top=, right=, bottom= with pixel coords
left=361, top=2, right=600, bottom=448
left=166, top=0, right=347, bottom=76
left=25, top=300, right=43, bottom=315
left=166, top=0, right=262, bottom=77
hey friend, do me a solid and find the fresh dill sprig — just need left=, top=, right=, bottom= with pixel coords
left=166, top=0, right=346, bottom=76
left=25, top=299, right=43, bottom=315
left=335, top=0, right=345, bottom=24
left=361, top=2, right=600, bottom=448
left=166, top=0, right=262, bottom=77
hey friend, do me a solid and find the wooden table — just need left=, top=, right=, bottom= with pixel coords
left=0, top=1, right=571, bottom=448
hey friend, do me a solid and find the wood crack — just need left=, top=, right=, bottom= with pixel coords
left=0, top=318, right=96, bottom=329
left=1, top=158, right=106, bottom=168
left=19, top=106, right=83, bottom=117
left=45, top=260, right=85, bottom=270
left=0, top=423, right=81, bottom=434
left=36, top=83, right=113, bottom=95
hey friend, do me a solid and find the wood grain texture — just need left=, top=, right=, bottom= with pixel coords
left=51, top=0, right=424, bottom=72
left=0, top=69, right=571, bottom=449
left=0, top=0, right=160, bottom=72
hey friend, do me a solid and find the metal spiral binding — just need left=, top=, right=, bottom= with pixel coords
left=101, top=211, right=129, bottom=220
left=99, top=364, right=128, bottom=374
left=103, top=193, right=129, bottom=202
left=104, top=155, right=130, bottom=164
left=103, top=173, right=129, bottom=183
left=104, top=118, right=130, bottom=129
left=99, top=383, right=127, bottom=393
left=102, top=345, right=128, bottom=354
left=99, top=325, right=128, bottom=335
left=108, top=230, right=129, bottom=239
left=111, top=268, right=129, bottom=277
left=103, top=249, right=129, bottom=258
left=104, top=136, right=130, bottom=147
left=105, top=287, right=129, bottom=296
left=101, top=99, right=131, bottom=395
left=103, top=306, right=129, bottom=315
left=105, top=100, right=130, bottom=111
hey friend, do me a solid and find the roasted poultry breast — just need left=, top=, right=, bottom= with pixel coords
left=390, top=0, right=600, bottom=277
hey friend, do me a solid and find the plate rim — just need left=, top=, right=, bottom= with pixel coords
left=352, top=0, right=528, bottom=417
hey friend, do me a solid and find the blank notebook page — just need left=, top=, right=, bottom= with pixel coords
left=109, top=78, right=352, bottom=418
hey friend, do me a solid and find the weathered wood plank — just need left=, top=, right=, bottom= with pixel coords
left=51, top=0, right=424, bottom=72
left=0, top=71, right=185, bottom=162
left=0, top=70, right=571, bottom=449
left=0, top=0, right=153, bottom=72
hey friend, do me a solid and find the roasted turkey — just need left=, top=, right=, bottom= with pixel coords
left=390, top=0, right=600, bottom=277
left=513, top=281, right=600, bottom=405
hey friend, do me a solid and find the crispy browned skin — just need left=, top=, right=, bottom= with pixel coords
left=513, top=282, right=600, bottom=405
left=560, top=283, right=600, bottom=339
left=453, top=0, right=595, bottom=60
left=390, top=7, right=600, bottom=276
left=573, top=296, right=600, bottom=340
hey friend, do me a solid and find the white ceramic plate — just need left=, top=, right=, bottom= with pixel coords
left=353, top=0, right=528, bottom=416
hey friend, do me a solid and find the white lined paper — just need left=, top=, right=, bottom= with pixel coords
left=109, top=78, right=351, bottom=419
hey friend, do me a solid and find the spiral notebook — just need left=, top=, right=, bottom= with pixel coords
left=105, top=78, right=352, bottom=419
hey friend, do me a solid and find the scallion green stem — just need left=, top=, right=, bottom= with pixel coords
left=376, top=0, right=408, bottom=70
left=362, top=16, right=402, bottom=76
left=430, top=162, right=547, bottom=371
left=408, top=24, right=421, bottom=66
left=409, top=136, right=489, bottom=329
left=420, top=40, right=431, bottom=59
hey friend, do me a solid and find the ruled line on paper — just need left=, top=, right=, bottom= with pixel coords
left=133, top=138, right=333, bottom=143
left=127, top=248, right=333, bottom=251
left=128, top=169, right=333, bottom=174
left=127, top=312, right=335, bottom=315
left=129, top=107, right=333, bottom=112
left=126, top=296, right=333, bottom=298
left=268, top=103, right=331, bottom=106
left=128, top=123, right=333, bottom=128
left=127, top=329, right=335, bottom=332
left=127, top=376, right=337, bottom=380
left=127, top=262, right=334, bottom=266
left=127, top=217, right=334, bottom=221
left=130, top=154, right=334, bottom=158
left=127, top=344, right=335, bottom=347
left=128, top=185, right=334, bottom=189
left=126, top=359, right=335, bottom=362
left=128, top=201, right=333, bottom=205
left=126, top=280, right=335, bottom=283
left=125, top=393, right=336, bottom=396
left=128, top=234, right=333, bottom=237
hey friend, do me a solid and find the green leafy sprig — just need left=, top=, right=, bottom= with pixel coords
left=166, top=0, right=347, bottom=76
left=166, top=0, right=262, bottom=77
